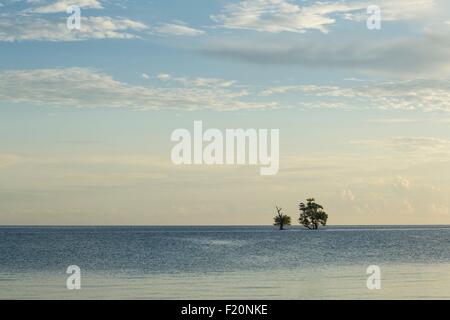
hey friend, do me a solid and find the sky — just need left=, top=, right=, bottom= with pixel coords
left=0, top=0, right=450, bottom=225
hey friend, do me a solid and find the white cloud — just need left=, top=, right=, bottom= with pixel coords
left=0, top=1, right=150, bottom=42
left=0, top=15, right=148, bottom=41
left=345, top=0, right=436, bottom=22
left=204, top=1, right=447, bottom=78
left=30, top=0, right=103, bottom=13
left=156, top=73, right=171, bottom=81
left=211, top=0, right=365, bottom=33
left=210, top=0, right=436, bottom=34
left=0, top=68, right=276, bottom=111
left=4, top=68, right=448, bottom=113
left=156, top=73, right=236, bottom=88
left=152, top=22, right=205, bottom=36
left=260, top=79, right=450, bottom=112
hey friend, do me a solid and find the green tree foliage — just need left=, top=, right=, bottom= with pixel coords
left=273, top=206, right=291, bottom=230
left=299, top=198, right=328, bottom=230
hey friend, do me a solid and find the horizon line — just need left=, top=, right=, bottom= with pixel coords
left=0, top=224, right=449, bottom=228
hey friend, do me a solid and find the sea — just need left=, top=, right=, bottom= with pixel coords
left=0, top=225, right=449, bottom=299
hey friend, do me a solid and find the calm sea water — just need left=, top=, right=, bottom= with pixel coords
left=0, top=226, right=449, bottom=299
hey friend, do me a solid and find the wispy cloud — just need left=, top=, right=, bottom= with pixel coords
left=152, top=22, right=205, bottom=36
left=260, top=79, right=450, bottom=112
left=2, top=68, right=450, bottom=112
left=30, top=0, right=103, bottom=13
left=210, top=0, right=364, bottom=34
left=1, top=1, right=205, bottom=41
left=156, top=73, right=236, bottom=88
left=0, top=68, right=275, bottom=111
left=0, top=14, right=148, bottom=41
left=0, top=0, right=150, bottom=42
left=345, top=0, right=436, bottom=22
left=367, top=117, right=450, bottom=124
left=366, top=118, right=423, bottom=124
left=201, top=32, right=450, bottom=77
left=351, top=137, right=450, bottom=155
left=0, top=154, right=21, bottom=168
left=210, top=0, right=436, bottom=34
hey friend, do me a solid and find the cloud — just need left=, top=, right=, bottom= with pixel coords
left=367, top=117, right=450, bottom=124
left=394, top=176, right=411, bottom=190
left=156, top=73, right=171, bottom=81
left=0, top=68, right=276, bottom=111
left=2, top=68, right=449, bottom=113
left=0, top=0, right=150, bottom=42
left=0, top=15, right=148, bottom=41
left=203, top=1, right=447, bottom=78
left=30, top=0, right=103, bottom=13
left=27, top=154, right=170, bottom=167
left=202, top=31, right=450, bottom=77
left=152, top=22, right=205, bottom=36
left=341, top=189, right=355, bottom=202
left=367, top=118, right=424, bottom=124
left=260, top=79, right=450, bottom=112
left=210, top=0, right=365, bottom=34
left=0, top=154, right=21, bottom=168
left=379, top=0, right=435, bottom=21
left=345, top=0, right=436, bottom=22
left=210, top=0, right=436, bottom=34
left=391, top=137, right=450, bottom=154
left=3, top=3, right=204, bottom=42
left=428, top=203, right=450, bottom=216
left=351, top=137, right=450, bottom=156
left=156, top=73, right=236, bottom=88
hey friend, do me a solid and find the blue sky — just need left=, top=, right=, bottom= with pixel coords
left=1, top=0, right=450, bottom=225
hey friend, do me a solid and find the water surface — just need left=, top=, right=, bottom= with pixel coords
left=0, top=226, right=449, bottom=299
